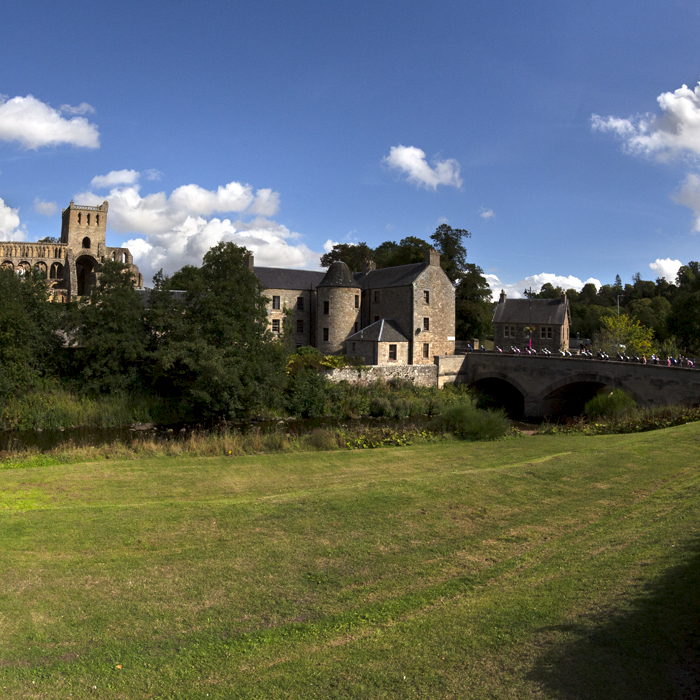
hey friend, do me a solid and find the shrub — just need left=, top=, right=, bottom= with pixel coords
left=584, top=389, right=636, bottom=420
left=430, top=402, right=510, bottom=441
left=284, top=368, right=328, bottom=418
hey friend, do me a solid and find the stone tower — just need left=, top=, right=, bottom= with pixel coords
left=60, top=200, right=108, bottom=253
left=316, top=261, right=361, bottom=354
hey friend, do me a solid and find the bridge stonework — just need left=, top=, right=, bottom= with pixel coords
left=436, top=354, right=700, bottom=418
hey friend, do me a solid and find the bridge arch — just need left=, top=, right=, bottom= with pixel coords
left=467, top=370, right=527, bottom=419
left=536, top=371, right=643, bottom=417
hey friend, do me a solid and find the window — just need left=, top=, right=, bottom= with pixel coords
left=504, top=325, right=516, bottom=339
left=297, top=297, right=304, bottom=311
left=82, top=237, right=91, bottom=249
left=423, top=343, right=430, bottom=358
left=355, top=294, right=359, bottom=308
left=96, top=214, right=100, bottom=226
left=323, top=300, right=329, bottom=315
left=540, top=326, right=553, bottom=339
left=272, top=295, right=280, bottom=310
left=352, top=342, right=356, bottom=351
left=77, top=212, right=81, bottom=224
left=296, top=320, right=304, bottom=333
left=423, top=290, right=430, bottom=304
left=323, top=327, right=329, bottom=342
left=389, top=344, right=397, bottom=361
left=272, top=319, right=280, bottom=333
left=354, top=322, right=359, bottom=333
left=373, top=290, right=380, bottom=303
left=87, top=213, right=91, bottom=225
left=423, top=317, right=430, bottom=331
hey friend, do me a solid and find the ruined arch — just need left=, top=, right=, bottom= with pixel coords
left=34, top=261, right=48, bottom=278
left=17, top=260, right=31, bottom=275
left=75, top=255, right=99, bottom=296
left=1, top=260, right=13, bottom=271
left=50, top=262, right=64, bottom=280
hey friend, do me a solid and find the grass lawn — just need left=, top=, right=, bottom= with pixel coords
left=1, top=426, right=699, bottom=699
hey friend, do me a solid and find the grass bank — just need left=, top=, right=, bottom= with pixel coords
left=1, top=425, right=699, bottom=698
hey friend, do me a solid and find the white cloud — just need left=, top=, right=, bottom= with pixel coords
left=324, top=238, right=339, bottom=253
left=383, top=145, right=462, bottom=190
left=485, top=272, right=601, bottom=302
left=592, top=81, right=700, bottom=161
left=33, top=198, right=57, bottom=216
left=59, top=102, right=95, bottom=116
left=91, top=169, right=140, bottom=189
left=0, top=198, right=26, bottom=240
left=143, top=169, right=163, bottom=181
left=649, top=258, right=682, bottom=281
left=0, top=95, right=99, bottom=149
left=76, top=177, right=319, bottom=280
left=480, top=208, right=495, bottom=219
left=673, top=172, right=700, bottom=231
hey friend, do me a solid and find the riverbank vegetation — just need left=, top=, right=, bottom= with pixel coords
left=1, top=425, right=699, bottom=698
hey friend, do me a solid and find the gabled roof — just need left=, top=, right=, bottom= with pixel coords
left=492, top=298, right=569, bottom=325
left=354, top=262, right=428, bottom=289
left=346, top=318, right=410, bottom=343
left=254, top=267, right=326, bottom=291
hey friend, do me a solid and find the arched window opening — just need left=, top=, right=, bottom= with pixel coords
left=87, top=213, right=91, bottom=225
left=50, top=262, right=63, bottom=279
left=34, top=262, right=48, bottom=278
left=96, top=214, right=100, bottom=226
left=82, top=237, right=91, bottom=249
left=77, top=212, right=81, bottom=224
left=1, top=260, right=13, bottom=272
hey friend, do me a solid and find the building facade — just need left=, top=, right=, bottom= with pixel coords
left=253, top=248, right=456, bottom=365
left=0, top=200, right=143, bottom=301
left=492, top=290, right=570, bottom=353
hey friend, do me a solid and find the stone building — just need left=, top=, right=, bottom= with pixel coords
left=253, top=248, right=456, bottom=365
left=492, top=290, right=570, bottom=352
left=0, top=200, right=143, bottom=301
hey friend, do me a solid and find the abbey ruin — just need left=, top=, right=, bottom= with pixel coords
left=0, top=200, right=143, bottom=301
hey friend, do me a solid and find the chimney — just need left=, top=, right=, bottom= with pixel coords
left=247, top=253, right=254, bottom=270
left=363, top=259, right=376, bottom=274
left=499, top=289, right=507, bottom=304
left=426, top=248, right=440, bottom=266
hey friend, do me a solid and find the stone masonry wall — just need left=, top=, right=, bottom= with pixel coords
left=412, top=265, right=455, bottom=364
left=323, top=363, right=437, bottom=386
left=317, top=286, right=361, bottom=354
left=265, top=288, right=315, bottom=346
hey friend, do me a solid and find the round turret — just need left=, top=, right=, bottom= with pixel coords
left=316, top=261, right=361, bottom=354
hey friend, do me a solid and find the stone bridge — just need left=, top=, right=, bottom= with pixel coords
left=436, top=354, right=700, bottom=419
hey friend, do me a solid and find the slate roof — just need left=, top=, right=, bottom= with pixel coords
left=346, top=318, right=410, bottom=343
left=354, top=262, right=427, bottom=289
left=317, top=261, right=360, bottom=288
left=254, top=267, right=326, bottom=291
left=492, top=298, right=569, bottom=325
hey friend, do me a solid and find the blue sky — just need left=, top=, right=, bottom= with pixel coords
left=2, top=0, right=700, bottom=297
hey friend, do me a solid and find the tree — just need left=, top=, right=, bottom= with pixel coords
left=149, top=243, right=287, bottom=419
left=455, top=263, right=493, bottom=340
left=0, top=268, right=62, bottom=395
left=374, top=236, right=430, bottom=268
left=430, top=224, right=470, bottom=283
left=668, top=290, right=700, bottom=353
left=593, top=314, right=654, bottom=357
left=320, top=242, right=374, bottom=272
left=73, top=261, right=150, bottom=395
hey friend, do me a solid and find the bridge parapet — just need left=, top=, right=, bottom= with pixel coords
left=435, top=353, right=700, bottom=418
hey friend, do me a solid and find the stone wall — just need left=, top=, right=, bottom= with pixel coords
left=411, top=264, right=456, bottom=363
left=323, top=363, right=438, bottom=386
left=264, top=288, right=315, bottom=346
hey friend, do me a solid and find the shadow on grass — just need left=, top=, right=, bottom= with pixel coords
left=528, top=538, right=700, bottom=700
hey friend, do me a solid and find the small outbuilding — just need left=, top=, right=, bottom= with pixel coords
left=345, top=318, right=410, bottom=365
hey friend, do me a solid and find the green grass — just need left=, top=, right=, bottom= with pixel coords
left=1, top=426, right=699, bottom=698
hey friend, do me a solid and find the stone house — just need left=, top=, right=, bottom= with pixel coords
left=253, top=248, right=455, bottom=365
left=0, top=200, right=142, bottom=301
left=492, top=290, right=570, bottom=353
